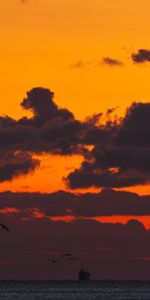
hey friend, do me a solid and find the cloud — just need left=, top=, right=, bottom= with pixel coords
left=69, top=61, right=86, bottom=69
left=0, top=151, right=39, bottom=182
left=117, top=102, right=150, bottom=147
left=20, top=0, right=29, bottom=4
left=1, top=189, right=150, bottom=218
left=69, top=57, right=124, bottom=69
left=0, top=87, right=86, bottom=181
left=1, top=87, right=150, bottom=280
left=21, top=87, right=74, bottom=125
left=131, top=49, right=150, bottom=63
left=69, top=60, right=98, bottom=70
left=0, top=87, right=111, bottom=182
left=1, top=87, right=150, bottom=188
left=102, top=57, right=124, bottom=66
left=67, top=168, right=147, bottom=189
left=15, top=88, right=81, bottom=156
left=0, top=216, right=149, bottom=279
left=67, top=102, right=150, bottom=189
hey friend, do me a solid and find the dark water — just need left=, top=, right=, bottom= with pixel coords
left=0, top=280, right=150, bottom=299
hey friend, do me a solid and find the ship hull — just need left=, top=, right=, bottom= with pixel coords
left=78, top=269, right=91, bottom=281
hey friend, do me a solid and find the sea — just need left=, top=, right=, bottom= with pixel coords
left=0, top=280, right=150, bottom=299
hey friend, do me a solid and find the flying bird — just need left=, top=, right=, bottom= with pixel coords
left=67, top=256, right=79, bottom=262
left=0, top=223, right=10, bottom=233
left=51, top=260, right=60, bottom=264
left=61, top=253, right=72, bottom=258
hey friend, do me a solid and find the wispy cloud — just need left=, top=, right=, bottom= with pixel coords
left=69, top=57, right=124, bottom=69
left=20, top=0, right=29, bottom=4
left=69, top=60, right=95, bottom=69
left=69, top=61, right=85, bottom=69
left=101, top=57, right=124, bottom=66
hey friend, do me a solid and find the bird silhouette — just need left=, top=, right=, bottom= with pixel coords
left=61, top=253, right=72, bottom=258
left=51, top=260, right=60, bottom=264
left=0, top=223, right=10, bottom=233
left=67, top=256, right=79, bottom=262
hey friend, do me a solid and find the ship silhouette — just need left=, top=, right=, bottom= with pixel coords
left=78, top=267, right=91, bottom=281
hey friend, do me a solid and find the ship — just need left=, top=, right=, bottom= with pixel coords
left=78, top=267, right=91, bottom=281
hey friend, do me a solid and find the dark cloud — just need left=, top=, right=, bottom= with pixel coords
left=0, top=151, right=39, bottom=182
left=40, top=118, right=83, bottom=155
left=9, top=88, right=82, bottom=156
left=102, top=57, right=123, bottom=66
left=117, top=102, right=150, bottom=147
left=0, top=87, right=86, bottom=181
left=67, top=102, right=150, bottom=189
left=0, top=87, right=111, bottom=182
left=131, top=49, right=150, bottom=63
left=21, top=87, right=74, bottom=126
left=1, top=189, right=150, bottom=218
left=0, top=216, right=150, bottom=279
left=67, top=168, right=147, bottom=189
left=106, top=107, right=119, bottom=117
left=1, top=87, right=150, bottom=188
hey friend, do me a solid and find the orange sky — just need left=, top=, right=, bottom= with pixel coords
left=1, top=0, right=150, bottom=120
left=0, top=0, right=150, bottom=195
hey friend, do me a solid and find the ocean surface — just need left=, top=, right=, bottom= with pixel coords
left=0, top=280, right=150, bottom=299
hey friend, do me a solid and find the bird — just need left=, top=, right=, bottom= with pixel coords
left=0, top=223, right=10, bottom=233
left=67, top=256, right=79, bottom=262
left=51, top=260, right=60, bottom=264
left=61, top=253, right=72, bottom=258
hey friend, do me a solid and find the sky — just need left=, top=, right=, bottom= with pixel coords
left=0, top=0, right=150, bottom=280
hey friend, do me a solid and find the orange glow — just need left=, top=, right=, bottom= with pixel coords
left=49, top=215, right=75, bottom=223
left=48, top=215, right=150, bottom=229
left=29, top=208, right=46, bottom=219
left=0, top=207, right=21, bottom=214
left=0, top=154, right=84, bottom=193
left=0, top=0, right=150, bottom=121
left=1, top=206, right=150, bottom=228
left=0, top=0, right=150, bottom=198
left=93, top=216, right=150, bottom=229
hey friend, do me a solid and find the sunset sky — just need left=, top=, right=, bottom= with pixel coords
left=0, top=0, right=150, bottom=280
